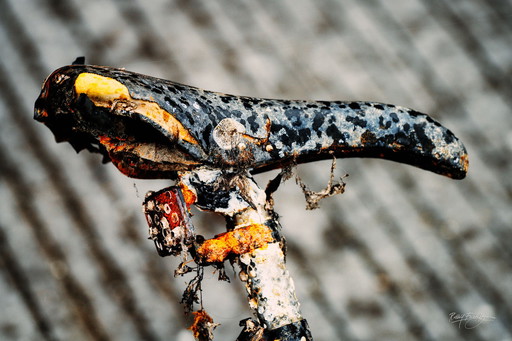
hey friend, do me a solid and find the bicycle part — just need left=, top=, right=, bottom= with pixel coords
left=35, top=64, right=468, bottom=180
left=34, top=62, right=469, bottom=340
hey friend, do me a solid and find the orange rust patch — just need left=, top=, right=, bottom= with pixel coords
left=189, top=309, right=217, bottom=340
left=178, top=183, right=197, bottom=207
left=98, top=136, right=128, bottom=153
left=97, top=136, right=153, bottom=177
left=36, top=108, right=49, bottom=118
left=241, top=117, right=272, bottom=145
left=196, top=224, right=274, bottom=263
left=461, top=153, right=469, bottom=174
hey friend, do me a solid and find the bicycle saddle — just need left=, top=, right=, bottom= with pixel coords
left=35, top=64, right=468, bottom=179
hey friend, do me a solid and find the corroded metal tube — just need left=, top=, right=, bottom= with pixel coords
left=239, top=243, right=303, bottom=330
left=179, top=169, right=312, bottom=340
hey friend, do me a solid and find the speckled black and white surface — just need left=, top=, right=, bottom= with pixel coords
left=1, top=1, right=511, bottom=340
left=36, top=64, right=466, bottom=180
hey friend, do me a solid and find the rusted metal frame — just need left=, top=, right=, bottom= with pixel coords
left=141, top=166, right=312, bottom=339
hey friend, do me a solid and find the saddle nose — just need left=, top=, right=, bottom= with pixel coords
left=34, top=96, right=47, bottom=118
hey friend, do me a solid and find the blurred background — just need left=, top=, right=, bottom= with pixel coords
left=0, top=0, right=511, bottom=340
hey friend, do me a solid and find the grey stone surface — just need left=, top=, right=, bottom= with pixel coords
left=0, top=0, right=511, bottom=340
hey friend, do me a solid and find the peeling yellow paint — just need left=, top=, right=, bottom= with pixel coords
left=74, top=72, right=198, bottom=145
left=196, top=224, right=274, bottom=263
left=75, top=73, right=128, bottom=101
